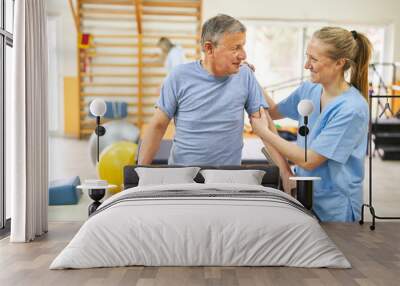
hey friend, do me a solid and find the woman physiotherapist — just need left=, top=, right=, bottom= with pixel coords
left=251, top=27, right=372, bottom=222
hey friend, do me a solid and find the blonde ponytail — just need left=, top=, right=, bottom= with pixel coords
left=313, top=27, right=372, bottom=100
left=350, top=31, right=372, bottom=100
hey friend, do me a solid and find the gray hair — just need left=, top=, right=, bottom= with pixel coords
left=201, top=14, right=246, bottom=51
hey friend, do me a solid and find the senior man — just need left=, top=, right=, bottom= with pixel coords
left=138, top=14, right=293, bottom=191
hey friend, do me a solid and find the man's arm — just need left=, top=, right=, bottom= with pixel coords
left=243, top=65, right=295, bottom=192
left=250, top=109, right=294, bottom=193
left=251, top=108, right=327, bottom=170
left=241, top=61, right=283, bottom=120
left=138, top=109, right=171, bottom=165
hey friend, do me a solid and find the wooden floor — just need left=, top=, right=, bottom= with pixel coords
left=0, top=222, right=399, bottom=286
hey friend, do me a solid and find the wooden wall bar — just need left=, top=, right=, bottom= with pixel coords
left=67, top=0, right=202, bottom=138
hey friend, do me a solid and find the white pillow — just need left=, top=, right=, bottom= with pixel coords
left=135, top=167, right=200, bottom=186
left=200, top=169, right=266, bottom=185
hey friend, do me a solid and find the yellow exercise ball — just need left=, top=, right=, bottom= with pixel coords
left=97, top=141, right=138, bottom=193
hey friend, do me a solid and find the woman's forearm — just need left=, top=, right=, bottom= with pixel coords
left=259, top=129, right=325, bottom=170
left=263, top=143, right=293, bottom=177
left=263, top=89, right=283, bottom=120
left=263, top=112, right=293, bottom=177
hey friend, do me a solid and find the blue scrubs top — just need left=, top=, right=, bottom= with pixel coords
left=277, top=82, right=368, bottom=222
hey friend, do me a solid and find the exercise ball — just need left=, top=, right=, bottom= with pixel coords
left=97, top=141, right=138, bottom=193
left=88, top=120, right=140, bottom=165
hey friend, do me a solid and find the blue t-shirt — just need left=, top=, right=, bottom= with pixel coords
left=165, top=46, right=186, bottom=74
left=156, top=61, right=268, bottom=166
left=278, top=81, right=368, bottom=222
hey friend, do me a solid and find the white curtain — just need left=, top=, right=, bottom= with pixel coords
left=9, top=0, right=48, bottom=242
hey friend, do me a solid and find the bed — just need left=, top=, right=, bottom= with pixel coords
left=50, top=165, right=350, bottom=269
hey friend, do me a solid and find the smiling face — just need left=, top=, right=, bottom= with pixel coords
left=204, top=32, right=247, bottom=76
left=304, top=37, right=345, bottom=85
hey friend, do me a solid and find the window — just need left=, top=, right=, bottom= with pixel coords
left=1, top=0, right=14, bottom=233
left=5, top=0, right=13, bottom=33
left=243, top=19, right=388, bottom=125
left=246, top=24, right=302, bottom=87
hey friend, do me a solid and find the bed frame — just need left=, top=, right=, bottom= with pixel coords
left=123, top=164, right=281, bottom=190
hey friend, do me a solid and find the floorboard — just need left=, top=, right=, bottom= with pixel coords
left=1, top=222, right=399, bottom=286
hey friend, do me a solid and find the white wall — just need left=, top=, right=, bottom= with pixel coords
left=48, top=0, right=400, bottom=78
left=47, top=0, right=77, bottom=76
left=46, top=0, right=77, bottom=135
left=204, top=0, right=400, bottom=63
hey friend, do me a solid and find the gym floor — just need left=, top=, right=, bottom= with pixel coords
left=48, top=135, right=400, bottom=222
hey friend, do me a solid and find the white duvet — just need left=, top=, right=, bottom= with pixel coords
left=50, top=183, right=351, bottom=269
